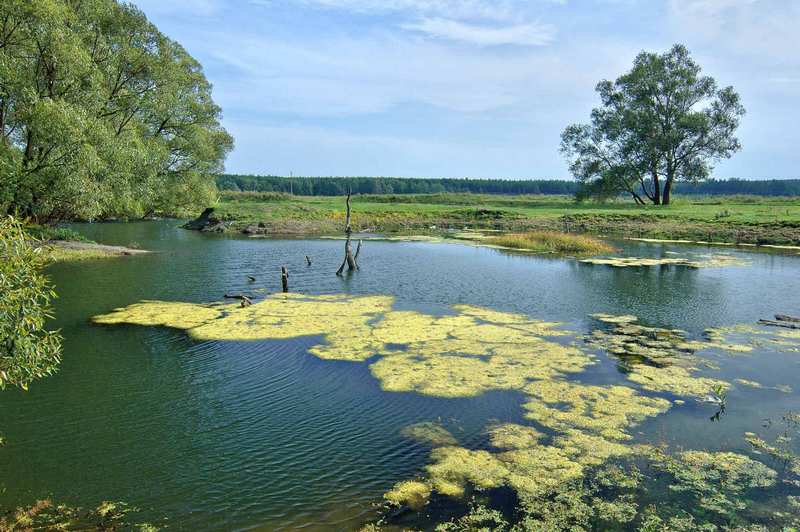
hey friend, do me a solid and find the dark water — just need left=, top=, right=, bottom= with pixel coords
left=1, top=221, right=799, bottom=530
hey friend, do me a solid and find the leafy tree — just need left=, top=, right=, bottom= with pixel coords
left=0, top=216, right=61, bottom=391
left=0, top=0, right=232, bottom=222
left=561, top=44, right=745, bottom=205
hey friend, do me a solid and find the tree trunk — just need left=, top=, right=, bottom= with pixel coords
left=651, top=168, right=661, bottom=205
left=662, top=178, right=673, bottom=205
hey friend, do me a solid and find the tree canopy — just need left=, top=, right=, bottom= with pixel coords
left=0, top=0, right=233, bottom=222
left=561, top=44, right=745, bottom=205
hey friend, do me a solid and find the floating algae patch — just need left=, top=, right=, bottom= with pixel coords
left=92, top=300, right=231, bottom=330
left=648, top=448, right=778, bottom=518
left=94, top=293, right=394, bottom=361
left=580, top=253, right=748, bottom=269
left=705, top=323, right=800, bottom=353
left=487, top=424, right=543, bottom=450
left=98, top=294, right=795, bottom=528
left=93, top=294, right=590, bottom=399
left=401, top=422, right=458, bottom=447
left=383, top=480, right=431, bottom=510
left=585, top=314, right=741, bottom=399
left=521, top=380, right=671, bottom=441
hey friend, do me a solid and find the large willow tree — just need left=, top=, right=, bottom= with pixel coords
left=561, top=44, right=744, bottom=205
left=0, top=0, right=233, bottom=222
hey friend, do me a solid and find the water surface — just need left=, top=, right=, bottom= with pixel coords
left=1, top=221, right=799, bottom=530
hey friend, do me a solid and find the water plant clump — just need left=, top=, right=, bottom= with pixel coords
left=401, top=422, right=459, bottom=447
left=383, top=480, right=432, bottom=510
left=585, top=314, right=748, bottom=399
left=520, top=380, right=671, bottom=441
left=486, top=231, right=616, bottom=256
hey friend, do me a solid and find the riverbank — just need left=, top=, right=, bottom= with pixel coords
left=191, top=192, right=800, bottom=247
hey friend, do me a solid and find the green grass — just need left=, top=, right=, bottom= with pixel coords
left=488, top=231, right=616, bottom=256
left=212, top=192, right=800, bottom=245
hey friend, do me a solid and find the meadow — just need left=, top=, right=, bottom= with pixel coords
left=213, top=192, right=800, bottom=246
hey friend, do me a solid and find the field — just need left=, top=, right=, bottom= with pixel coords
left=212, top=192, right=800, bottom=246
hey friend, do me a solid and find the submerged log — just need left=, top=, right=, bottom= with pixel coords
left=775, top=314, right=800, bottom=323
left=306, top=255, right=312, bottom=266
left=281, top=266, right=289, bottom=292
left=759, top=319, right=800, bottom=330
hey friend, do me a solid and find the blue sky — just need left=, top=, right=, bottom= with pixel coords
left=132, top=0, right=800, bottom=179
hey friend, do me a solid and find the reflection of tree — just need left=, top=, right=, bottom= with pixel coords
left=572, top=256, right=726, bottom=333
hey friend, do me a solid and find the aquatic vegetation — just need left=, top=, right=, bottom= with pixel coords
left=401, top=422, right=458, bottom=447
left=580, top=253, right=748, bottom=268
left=648, top=448, right=777, bottom=519
left=734, top=378, right=763, bottom=389
left=383, top=480, right=431, bottom=510
left=434, top=503, right=509, bottom=532
left=521, top=380, right=671, bottom=441
left=487, top=423, right=543, bottom=450
left=425, top=447, right=509, bottom=497
left=94, top=295, right=800, bottom=530
left=486, top=231, right=615, bottom=256
left=744, top=412, right=800, bottom=477
left=586, top=314, right=736, bottom=399
left=0, top=499, right=158, bottom=531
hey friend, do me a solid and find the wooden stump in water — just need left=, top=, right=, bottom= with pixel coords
left=336, top=189, right=359, bottom=275
left=306, top=255, right=312, bottom=266
left=281, top=267, right=289, bottom=292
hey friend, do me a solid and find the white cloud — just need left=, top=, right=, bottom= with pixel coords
left=402, top=17, right=556, bottom=46
left=205, top=30, right=602, bottom=118
left=288, top=0, right=520, bottom=21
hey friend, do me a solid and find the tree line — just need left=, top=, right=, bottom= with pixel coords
left=0, top=0, right=232, bottom=223
left=217, top=174, right=800, bottom=197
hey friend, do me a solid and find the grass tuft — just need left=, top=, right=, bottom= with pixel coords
left=488, top=231, right=615, bottom=256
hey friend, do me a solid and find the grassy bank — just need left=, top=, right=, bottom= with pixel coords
left=211, top=192, right=800, bottom=246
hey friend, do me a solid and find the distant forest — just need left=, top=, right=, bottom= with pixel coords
left=217, top=175, right=800, bottom=197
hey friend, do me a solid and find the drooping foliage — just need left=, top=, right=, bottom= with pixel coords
left=561, top=44, right=745, bottom=205
left=0, top=216, right=61, bottom=390
left=0, top=0, right=233, bottom=222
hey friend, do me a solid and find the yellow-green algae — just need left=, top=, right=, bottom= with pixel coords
left=487, top=423, right=543, bottom=450
left=580, top=253, right=748, bottom=268
left=400, top=422, right=458, bottom=447
left=521, top=380, right=671, bottom=441
left=95, top=294, right=589, bottom=399
left=584, top=314, right=753, bottom=399
left=94, top=295, right=795, bottom=529
left=383, top=480, right=431, bottom=510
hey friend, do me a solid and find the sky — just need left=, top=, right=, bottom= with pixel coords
left=131, top=0, right=800, bottom=180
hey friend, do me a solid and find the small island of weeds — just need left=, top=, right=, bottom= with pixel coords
left=488, top=230, right=615, bottom=256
